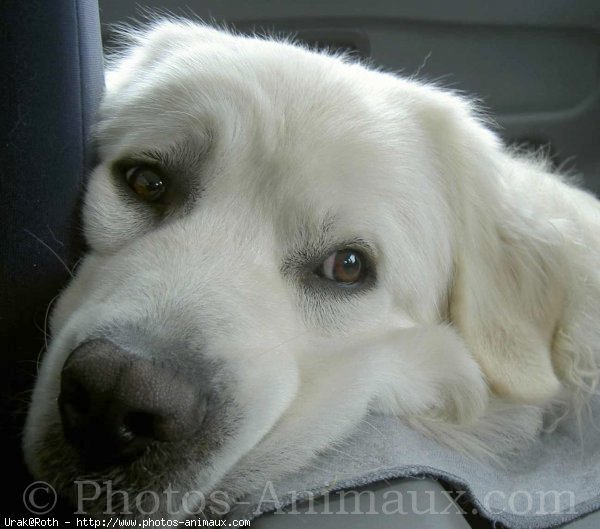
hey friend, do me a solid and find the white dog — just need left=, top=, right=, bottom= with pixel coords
left=24, top=20, right=600, bottom=519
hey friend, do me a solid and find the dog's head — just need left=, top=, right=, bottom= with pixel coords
left=24, top=21, right=567, bottom=519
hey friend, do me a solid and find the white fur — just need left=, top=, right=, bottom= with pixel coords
left=24, top=20, right=600, bottom=519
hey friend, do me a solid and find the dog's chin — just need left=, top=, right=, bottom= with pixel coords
left=29, top=419, right=239, bottom=520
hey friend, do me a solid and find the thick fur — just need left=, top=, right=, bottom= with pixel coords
left=24, top=20, right=600, bottom=519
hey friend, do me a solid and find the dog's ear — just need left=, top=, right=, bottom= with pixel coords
left=415, top=85, right=564, bottom=404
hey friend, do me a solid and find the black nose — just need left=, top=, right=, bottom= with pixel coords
left=59, top=339, right=207, bottom=466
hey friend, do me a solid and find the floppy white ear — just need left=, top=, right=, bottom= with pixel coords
left=416, top=86, right=564, bottom=405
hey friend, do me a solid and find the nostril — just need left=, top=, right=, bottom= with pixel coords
left=122, top=411, right=157, bottom=439
left=59, top=378, right=93, bottom=441
left=121, top=400, right=206, bottom=443
left=61, top=380, right=91, bottom=414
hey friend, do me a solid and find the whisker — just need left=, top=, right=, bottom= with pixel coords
left=39, top=292, right=61, bottom=370
left=325, top=445, right=367, bottom=466
left=254, top=330, right=310, bottom=361
left=46, top=224, right=65, bottom=247
left=24, top=229, right=74, bottom=277
left=358, top=416, right=387, bottom=442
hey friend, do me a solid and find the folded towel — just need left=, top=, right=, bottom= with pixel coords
left=228, top=396, right=600, bottom=528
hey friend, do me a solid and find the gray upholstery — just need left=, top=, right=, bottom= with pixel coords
left=252, top=479, right=471, bottom=529
left=252, top=479, right=600, bottom=529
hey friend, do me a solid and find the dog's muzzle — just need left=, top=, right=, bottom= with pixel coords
left=58, top=339, right=208, bottom=468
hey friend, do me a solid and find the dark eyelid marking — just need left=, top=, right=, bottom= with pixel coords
left=114, top=138, right=211, bottom=175
left=281, top=217, right=377, bottom=291
left=292, top=238, right=375, bottom=272
left=110, top=139, right=213, bottom=212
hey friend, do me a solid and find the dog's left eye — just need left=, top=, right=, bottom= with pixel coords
left=318, top=249, right=367, bottom=284
left=125, top=166, right=166, bottom=202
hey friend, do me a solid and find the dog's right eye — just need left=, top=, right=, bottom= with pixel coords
left=317, top=249, right=368, bottom=285
left=125, top=166, right=166, bottom=202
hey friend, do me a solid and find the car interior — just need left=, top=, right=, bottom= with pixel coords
left=1, top=0, right=598, bottom=527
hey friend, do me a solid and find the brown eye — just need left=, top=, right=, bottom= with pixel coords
left=319, top=249, right=366, bottom=284
left=125, top=166, right=166, bottom=202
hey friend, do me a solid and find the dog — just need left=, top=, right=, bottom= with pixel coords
left=24, top=19, right=600, bottom=520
